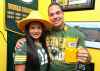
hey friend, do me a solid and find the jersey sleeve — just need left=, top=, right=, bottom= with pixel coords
left=14, top=38, right=27, bottom=64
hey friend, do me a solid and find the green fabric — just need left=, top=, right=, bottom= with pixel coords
left=14, top=40, right=48, bottom=71
left=64, top=26, right=85, bottom=47
left=46, top=25, right=86, bottom=71
left=50, top=63, right=76, bottom=71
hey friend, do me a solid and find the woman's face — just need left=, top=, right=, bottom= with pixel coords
left=29, top=22, right=43, bottom=40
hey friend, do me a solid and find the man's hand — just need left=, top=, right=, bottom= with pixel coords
left=77, top=48, right=91, bottom=63
left=15, top=38, right=26, bottom=48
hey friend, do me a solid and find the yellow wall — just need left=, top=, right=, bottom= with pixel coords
left=0, top=0, right=7, bottom=71
left=64, top=0, right=100, bottom=21
left=88, top=49, right=100, bottom=71
left=0, top=0, right=100, bottom=71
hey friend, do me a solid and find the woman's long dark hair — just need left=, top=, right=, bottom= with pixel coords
left=25, top=21, right=50, bottom=71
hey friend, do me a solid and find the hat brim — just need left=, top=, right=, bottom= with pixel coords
left=17, top=19, right=52, bottom=32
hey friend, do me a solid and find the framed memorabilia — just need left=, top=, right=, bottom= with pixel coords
left=66, top=21, right=100, bottom=49
left=6, top=0, right=38, bottom=32
left=52, top=0, right=95, bottom=11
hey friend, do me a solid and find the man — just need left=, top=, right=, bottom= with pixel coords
left=46, top=3, right=91, bottom=71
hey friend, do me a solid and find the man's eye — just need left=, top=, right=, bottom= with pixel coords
left=49, top=13, right=54, bottom=16
left=56, top=11, right=60, bottom=15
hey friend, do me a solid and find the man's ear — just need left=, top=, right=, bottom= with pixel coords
left=63, top=11, right=64, bottom=15
left=62, top=12, right=64, bottom=19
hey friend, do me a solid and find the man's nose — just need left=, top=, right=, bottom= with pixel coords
left=53, top=14, right=58, bottom=19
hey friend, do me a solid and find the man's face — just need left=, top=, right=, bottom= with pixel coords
left=48, top=5, right=64, bottom=28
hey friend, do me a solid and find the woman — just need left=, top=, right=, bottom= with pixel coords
left=14, top=11, right=52, bottom=71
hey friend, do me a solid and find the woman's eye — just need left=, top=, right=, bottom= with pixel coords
left=31, top=26, right=42, bottom=30
left=31, top=26, right=35, bottom=29
left=37, top=26, right=41, bottom=29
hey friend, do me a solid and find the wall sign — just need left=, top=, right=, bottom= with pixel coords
left=52, top=0, right=95, bottom=11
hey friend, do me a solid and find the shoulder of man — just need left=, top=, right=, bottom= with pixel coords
left=69, top=26, right=85, bottom=36
left=64, top=25, right=86, bottom=40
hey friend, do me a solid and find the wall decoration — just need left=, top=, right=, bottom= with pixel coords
left=66, top=21, right=100, bottom=49
left=6, top=0, right=38, bottom=32
left=52, top=0, right=95, bottom=11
